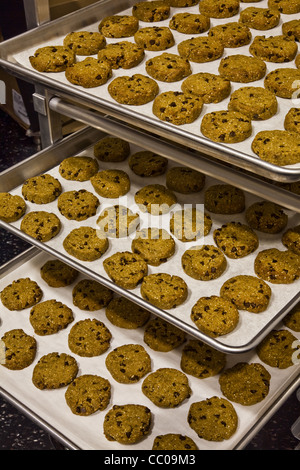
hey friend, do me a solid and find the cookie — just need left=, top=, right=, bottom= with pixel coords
left=283, top=302, right=300, bottom=332
left=201, top=110, right=252, bottom=143
left=20, top=211, right=61, bottom=242
left=249, top=35, right=298, bottom=63
left=32, top=352, right=78, bottom=390
left=131, top=227, right=175, bottom=266
left=132, top=1, right=170, bottom=22
left=142, top=368, right=191, bottom=408
left=219, top=362, right=271, bottom=405
left=103, top=251, right=148, bottom=289
left=177, top=36, right=224, bottom=63
left=169, top=12, right=210, bottom=34
left=98, top=15, right=139, bottom=38
left=1, top=278, right=42, bottom=311
left=63, top=226, right=109, bottom=261
left=170, top=208, right=212, bottom=242
left=145, top=53, right=192, bottom=82
left=268, top=0, right=300, bottom=14
left=63, top=31, right=106, bottom=55
left=284, top=108, right=300, bottom=133
left=282, top=225, right=300, bottom=254
left=209, top=22, right=252, bottom=48
left=181, top=339, right=226, bottom=379
left=166, top=0, right=199, bottom=6
left=94, top=136, right=130, bottom=162
left=254, top=248, right=300, bottom=284
left=166, top=166, right=205, bottom=194
left=128, top=151, right=168, bottom=177
left=22, top=174, right=62, bottom=204
left=0, top=193, right=26, bottom=223
left=191, top=295, right=239, bottom=337
left=57, top=189, right=100, bottom=221
left=68, top=319, right=112, bottom=357
left=199, top=0, right=240, bottom=18
left=218, top=54, right=266, bottom=82
left=1, top=329, right=36, bottom=370
left=103, top=404, right=152, bottom=444
left=256, top=329, right=299, bottom=369
left=182, top=245, right=227, bottom=281
left=72, top=279, right=113, bottom=311
left=108, top=74, right=159, bottom=105
left=65, top=57, right=112, bottom=88
left=135, top=184, right=177, bottom=215
left=228, top=86, right=277, bottom=121
left=97, top=41, right=145, bottom=69
left=204, top=184, right=245, bottom=214
left=188, top=397, right=238, bottom=441
left=96, top=205, right=140, bottom=238
left=105, top=343, right=151, bottom=383
left=213, top=222, right=259, bottom=259
left=29, top=46, right=75, bottom=72
left=220, top=275, right=272, bottom=313
left=59, top=156, right=99, bottom=181
left=40, top=259, right=79, bottom=288
left=30, top=299, right=74, bottom=336
left=141, top=273, right=188, bottom=309
left=143, top=317, right=186, bottom=352
left=152, top=434, right=198, bottom=450
left=90, top=169, right=130, bottom=198
left=282, top=19, right=300, bottom=41
left=134, top=26, right=175, bottom=51
left=105, top=296, right=151, bottom=329
left=153, top=91, right=203, bottom=125
left=245, top=201, right=288, bottom=233
left=239, top=7, right=281, bottom=31
left=264, top=68, right=300, bottom=98
left=65, top=374, right=111, bottom=416
left=181, top=72, right=231, bottom=104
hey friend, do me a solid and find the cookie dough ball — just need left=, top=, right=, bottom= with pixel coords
left=188, top=397, right=238, bottom=441
left=228, top=86, right=278, bottom=120
left=254, top=248, right=300, bottom=284
left=143, top=317, right=186, bottom=352
left=169, top=12, right=210, bottom=35
left=1, top=329, right=37, bottom=370
left=208, top=22, right=252, bottom=48
left=129, top=151, right=168, bottom=177
left=65, top=374, right=111, bottom=416
left=220, top=275, right=272, bottom=313
left=57, top=189, right=100, bottom=221
left=191, top=295, right=239, bottom=337
left=146, top=53, right=192, bottom=82
left=134, top=26, right=175, bottom=51
left=94, top=136, right=130, bottom=162
left=99, top=15, right=139, bottom=38
left=166, top=166, right=205, bottom=194
left=63, top=226, right=108, bottom=261
left=32, top=352, right=78, bottom=390
left=245, top=201, right=288, bottom=233
left=181, top=340, right=226, bottom=379
left=1, top=278, right=42, bottom=311
left=219, top=54, right=266, bottom=82
left=181, top=72, right=231, bottom=104
left=141, top=273, right=188, bottom=309
left=152, top=434, right=198, bottom=450
left=249, top=35, right=298, bottom=63
left=105, top=296, right=150, bottom=329
left=268, top=0, right=300, bottom=14
left=213, top=222, right=259, bottom=259
left=178, top=36, right=224, bottom=63
left=131, top=227, right=175, bottom=266
left=239, top=7, right=281, bottom=31
left=264, top=68, right=300, bottom=98
left=105, top=344, right=151, bottom=383
left=63, top=31, right=106, bottom=55
left=90, top=169, right=130, bottom=198
left=201, top=110, right=252, bottom=143
left=97, top=41, right=145, bottom=69
left=204, top=184, right=245, bottom=214
left=68, top=319, right=112, bottom=357
left=108, top=73, right=159, bottom=105
left=103, top=251, right=148, bottom=289
left=96, top=205, right=140, bottom=238
left=256, top=329, right=299, bottom=369
left=103, top=404, right=152, bottom=444
left=170, top=207, right=212, bottom=242
left=22, top=174, right=62, bottom=204
left=65, top=57, right=112, bottom=88
left=153, top=91, right=203, bottom=125
left=282, top=225, right=300, bottom=254
left=132, top=1, right=170, bottom=22
left=182, top=245, right=227, bottom=281
left=0, top=193, right=26, bottom=223
left=59, top=156, right=99, bottom=181
left=283, top=302, right=300, bottom=332
left=29, top=299, right=74, bottom=335
left=142, top=368, right=191, bottom=407
left=29, top=46, right=75, bottom=72
left=72, top=279, right=113, bottom=311
left=40, top=259, right=79, bottom=288
left=199, top=0, right=240, bottom=18
left=135, top=184, right=177, bottom=215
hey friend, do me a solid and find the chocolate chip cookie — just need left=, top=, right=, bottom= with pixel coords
left=141, top=273, right=188, bottom=309
left=68, top=318, right=112, bottom=357
left=105, top=343, right=151, bottom=383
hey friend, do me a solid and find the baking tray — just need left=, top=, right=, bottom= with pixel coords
left=1, top=125, right=300, bottom=355
left=1, top=0, right=300, bottom=182
left=0, top=247, right=299, bottom=451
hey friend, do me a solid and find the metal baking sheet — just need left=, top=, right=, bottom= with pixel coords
left=1, top=126, right=300, bottom=355
left=0, top=247, right=299, bottom=451
left=1, top=0, right=300, bottom=182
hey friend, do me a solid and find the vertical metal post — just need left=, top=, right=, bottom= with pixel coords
left=23, top=0, right=51, bottom=30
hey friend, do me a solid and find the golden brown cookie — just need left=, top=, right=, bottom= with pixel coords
left=103, top=251, right=148, bottom=289
left=220, top=275, right=272, bottom=313
left=1, top=329, right=37, bottom=370
left=284, top=108, right=300, bottom=133
left=169, top=12, right=210, bottom=35
left=63, top=31, right=106, bottom=55
left=105, top=296, right=150, bottom=329
left=145, top=53, right=192, bottom=82
left=29, top=46, right=75, bottom=72
left=108, top=73, right=159, bottom=105
left=239, top=7, right=281, bottom=31
left=143, top=317, right=186, bottom=352
left=91, top=169, right=130, bottom=198
left=142, top=368, right=191, bottom=407
left=181, top=339, right=226, bottom=379
left=131, top=227, right=175, bottom=266
left=134, top=26, right=175, bottom=51
left=63, top=226, right=109, bottom=261
left=153, top=91, right=203, bottom=125
left=65, top=374, right=111, bottom=416
left=94, top=136, right=130, bottom=162
left=218, top=54, right=266, bottom=82
left=282, top=225, right=300, bottom=254
left=249, top=35, right=298, bottom=63
left=204, top=184, right=245, bottom=214
left=181, top=72, right=231, bottom=104
left=68, top=319, right=112, bottom=357
left=1, top=278, right=42, bottom=311
left=132, top=1, right=170, bottom=22
left=256, top=329, right=299, bottom=369
left=208, top=22, right=252, bottom=48
left=97, top=205, right=140, bottom=238
left=141, top=273, right=188, bottom=309
left=201, top=110, right=252, bottom=143
left=245, top=201, right=288, bottom=233
left=254, top=248, right=300, bottom=284
left=99, top=15, right=139, bottom=38
left=182, top=245, right=227, bottom=281
left=135, top=184, right=177, bottom=215
left=105, top=344, right=151, bottom=383
left=20, top=211, right=61, bottom=242
left=228, top=86, right=278, bottom=120
left=264, top=68, right=300, bottom=98
left=65, top=57, right=112, bottom=88
left=213, top=222, right=259, bottom=258
left=32, top=352, right=78, bottom=390
left=97, top=41, right=145, bottom=69
left=178, top=36, right=224, bottom=63
left=0, top=193, right=26, bottom=223
left=166, top=166, right=205, bottom=194
left=191, top=295, right=239, bottom=337
left=199, top=0, right=240, bottom=18
left=103, top=404, right=152, bottom=444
